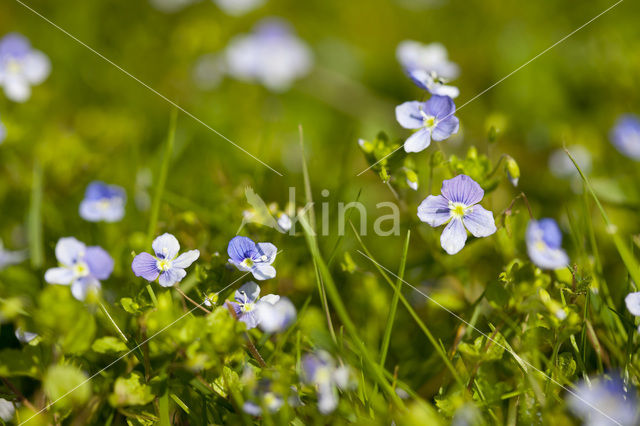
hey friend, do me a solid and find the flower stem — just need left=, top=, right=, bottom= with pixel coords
left=99, top=301, right=128, bottom=342
left=175, top=286, right=210, bottom=314
left=225, top=301, right=267, bottom=368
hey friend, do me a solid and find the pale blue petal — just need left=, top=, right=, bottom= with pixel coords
left=395, top=101, right=425, bottom=129
left=255, top=242, right=277, bottom=263
left=152, top=233, right=180, bottom=259
left=424, top=95, right=455, bottom=120
left=252, top=264, right=276, bottom=280
left=431, top=116, right=459, bottom=141
left=71, top=277, right=101, bottom=301
left=172, top=249, right=200, bottom=268
left=131, top=252, right=160, bottom=282
left=441, top=175, right=484, bottom=205
left=625, top=292, right=640, bottom=316
left=55, top=237, right=86, bottom=266
left=403, top=128, right=431, bottom=153
left=227, top=236, right=257, bottom=263
left=235, top=281, right=261, bottom=303
left=44, top=267, right=74, bottom=285
left=85, top=246, right=114, bottom=280
left=440, top=218, right=467, bottom=255
left=158, top=267, right=186, bottom=287
left=417, top=195, right=451, bottom=227
left=463, top=205, right=496, bottom=237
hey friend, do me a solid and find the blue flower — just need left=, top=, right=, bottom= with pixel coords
left=79, top=181, right=126, bottom=223
left=15, top=327, right=38, bottom=344
left=0, top=33, right=50, bottom=103
left=44, top=237, right=114, bottom=301
left=225, top=19, right=313, bottom=92
left=610, top=114, right=640, bottom=160
left=408, top=69, right=459, bottom=98
left=255, top=296, right=296, bottom=333
left=396, top=95, right=460, bottom=153
left=228, top=282, right=280, bottom=329
left=302, top=351, right=353, bottom=414
left=526, top=219, right=569, bottom=270
left=396, top=40, right=459, bottom=80
left=214, top=0, right=265, bottom=16
left=0, top=238, right=27, bottom=271
left=242, top=379, right=285, bottom=416
left=417, top=175, right=496, bottom=255
left=227, top=236, right=277, bottom=280
left=567, top=375, right=638, bottom=426
left=132, top=233, right=199, bottom=287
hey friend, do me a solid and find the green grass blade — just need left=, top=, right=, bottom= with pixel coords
left=298, top=213, right=405, bottom=409
left=28, top=161, right=44, bottom=269
left=565, top=148, right=640, bottom=289
left=148, top=109, right=178, bottom=242
left=379, top=230, right=410, bottom=368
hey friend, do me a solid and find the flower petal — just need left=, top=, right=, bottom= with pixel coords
left=256, top=297, right=296, bottom=333
left=255, top=242, right=277, bottom=264
left=424, top=95, right=455, bottom=120
left=252, top=264, right=276, bottom=280
left=3, top=74, right=31, bottom=102
left=158, top=268, right=186, bottom=287
left=527, top=242, right=569, bottom=270
left=172, top=249, right=200, bottom=268
left=440, top=218, right=467, bottom=255
left=227, top=236, right=257, bottom=263
left=432, top=116, right=459, bottom=141
left=239, top=310, right=259, bottom=329
left=235, top=281, right=261, bottom=304
left=625, top=292, right=640, bottom=316
left=44, top=267, right=74, bottom=285
left=23, top=51, right=51, bottom=84
left=85, top=246, right=114, bottom=280
left=429, top=83, right=459, bottom=98
left=71, top=277, right=101, bottom=301
left=152, top=233, right=180, bottom=259
left=463, top=205, right=496, bottom=238
left=55, top=237, right=86, bottom=266
left=395, top=101, right=425, bottom=129
left=259, top=294, right=280, bottom=305
left=441, top=174, right=484, bottom=206
left=403, top=128, right=431, bottom=153
left=131, top=252, right=160, bottom=282
left=417, top=195, right=451, bottom=227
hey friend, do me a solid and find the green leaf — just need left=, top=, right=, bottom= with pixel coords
left=92, top=336, right=128, bottom=354
left=44, top=364, right=91, bottom=409
left=109, top=372, right=155, bottom=407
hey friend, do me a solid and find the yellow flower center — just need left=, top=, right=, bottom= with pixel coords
left=7, top=59, right=21, bottom=74
left=420, top=110, right=437, bottom=128
left=156, top=258, right=172, bottom=271
left=73, top=261, right=90, bottom=277
left=449, top=202, right=470, bottom=219
left=242, top=258, right=254, bottom=268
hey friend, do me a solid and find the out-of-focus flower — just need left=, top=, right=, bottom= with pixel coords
left=548, top=145, right=592, bottom=178
left=303, top=351, right=353, bottom=414
left=610, top=115, right=640, bottom=161
left=417, top=175, right=496, bottom=255
left=225, top=19, right=312, bottom=92
left=192, top=53, right=226, bottom=90
left=397, top=40, right=459, bottom=80
left=15, top=327, right=38, bottom=343
left=79, top=181, right=126, bottom=223
left=242, top=379, right=285, bottom=416
left=0, top=398, right=14, bottom=422
left=396, top=95, right=459, bottom=152
left=44, top=237, right=114, bottom=301
left=567, top=375, right=638, bottom=426
left=132, top=233, right=199, bottom=287
left=408, top=69, right=459, bottom=98
left=228, top=281, right=279, bottom=329
left=255, top=296, right=296, bottom=333
left=0, top=239, right=27, bottom=270
left=526, top=219, right=569, bottom=270
left=228, top=236, right=277, bottom=280
left=214, top=0, right=265, bottom=16
left=0, top=33, right=50, bottom=102
left=625, top=292, right=640, bottom=316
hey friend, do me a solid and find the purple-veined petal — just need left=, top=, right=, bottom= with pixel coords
left=424, top=95, right=455, bottom=120
left=440, top=218, right=467, bottom=255
left=441, top=175, right=484, bottom=206
left=131, top=252, right=160, bottom=282
left=85, top=246, right=114, bottom=280
left=173, top=249, right=200, bottom=268
left=152, top=233, right=180, bottom=259
left=227, top=236, right=257, bottom=263
left=158, top=267, right=186, bottom=287
left=239, top=310, right=260, bottom=329
left=403, top=128, right=431, bottom=153
left=55, top=237, right=86, bottom=266
left=254, top=242, right=277, bottom=263
left=463, top=205, right=496, bottom=238
left=228, top=301, right=243, bottom=317
left=395, top=101, right=425, bottom=129
left=431, top=116, right=459, bottom=141
left=252, top=264, right=276, bottom=280
left=408, top=69, right=430, bottom=90
left=71, top=277, right=101, bottom=301
left=625, top=292, right=640, bottom=316
left=235, top=281, right=261, bottom=303
left=417, top=195, right=451, bottom=227
left=44, top=267, right=74, bottom=285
